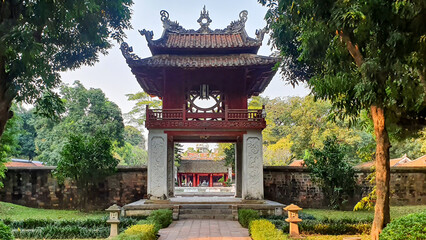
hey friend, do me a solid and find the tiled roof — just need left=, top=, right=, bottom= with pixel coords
left=397, top=155, right=426, bottom=167
left=356, top=155, right=413, bottom=168
left=150, top=33, right=261, bottom=51
left=288, top=160, right=305, bottom=167
left=126, top=53, right=278, bottom=68
left=5, top=159, right=44, bottom=168
left=181, top=152, right=223, bottom=161
left=178, top=160, right=229, bottom=173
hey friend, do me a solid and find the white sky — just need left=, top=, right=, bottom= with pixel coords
left=59, top=0, right=310, bottom=150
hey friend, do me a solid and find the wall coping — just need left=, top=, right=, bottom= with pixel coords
left=263, top=166, right=426, bottom=173
left=6, top=165, right=147, bottom=172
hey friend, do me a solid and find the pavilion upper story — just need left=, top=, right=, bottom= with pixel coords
left=121, top=7, right=279, bottom=130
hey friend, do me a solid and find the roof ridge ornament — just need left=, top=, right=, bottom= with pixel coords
left=223, top=10, right=248, bottom=34
left=197, top=6, right=212, bottom=33
left=160, top=10, right=184, bottom=33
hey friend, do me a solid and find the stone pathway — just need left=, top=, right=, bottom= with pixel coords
left=158, top=219, right=251, bottom=240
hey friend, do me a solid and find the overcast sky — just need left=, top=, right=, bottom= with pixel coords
left=60, top=0, right=309, bottom=115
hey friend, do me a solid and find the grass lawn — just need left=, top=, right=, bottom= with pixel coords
left=0, top=201, right=106, bottom=220
left=304, top=205, right=426, bottom=220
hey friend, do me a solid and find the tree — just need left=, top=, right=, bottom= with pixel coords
left=126, top=92, right=162, bottom=126
left=0, top=0, right=133, bottom=139
left=16, top=107, right=37, bottom=160
left=35, top=81, right=125, bottom=165
left=261, top=1, right=425, bottom=238
left=0, top=111, right=20, bottom=187
left=56, top=131, right=119, bottom=210
left=262, top=96, right=371, bottom=161
left=174, top=143, right=183, bottom=167
left=124, top=125, right=145, bottom=149
left=304, top=136, right=356, bottom=209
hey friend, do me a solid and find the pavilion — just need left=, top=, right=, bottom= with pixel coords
left=121, top=7, right=283, bottom=219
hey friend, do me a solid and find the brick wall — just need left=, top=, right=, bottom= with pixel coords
left=0, top=166, right=147, bottom=210
left=264, top=166, right=426, bottom=208
left=0, top=166, right=424, bottom=209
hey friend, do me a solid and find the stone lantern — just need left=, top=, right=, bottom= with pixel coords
left=284, top=204, right=303, bottom=239
left=106, top=204, right=121, bottom=238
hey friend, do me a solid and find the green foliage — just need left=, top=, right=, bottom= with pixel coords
left=15, top=107, right=37, bottom=160
left=304, top=136, right=356, bottom=209
left=218, top=176, right=232, bottom=186
left=223, top=143, right=235, bottom=171
left=174, top=143, right=183, bottom=167
left=35, top=82, right=125, bottom=165
left=261, top=96, right=374, bottom=162
left=126, top=92, right=162, bottom=126
left=0, top=113, right=20, bottom=187
left=238, top=209, right=260, bottom=228
left=354, top=171, right=376, bottom=211
left=12, top=225, right=109, bottom=239
left=261, top=0, right=425, bottom=123
left=3, top=216, right=143, bottom=239
left=124, top=126, right=145, bottom=148
left=0, top=0, right=133, bottom=147
left=115, top=224, right=157, bottom=240
left=0, top=221, right=14, bottom=240
left=146, top=209, right=173, bottom=229
left=114, top=142, right=147, bottom=166
left=380, top=211, right=426, bottom=240
left=249, top=219, right=287, bottom=240
left=265, top=217, right=371, bottom=235
left=55, top=131, right=119, bottom=209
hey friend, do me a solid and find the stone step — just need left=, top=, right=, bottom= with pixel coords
left=179, top=213, right=235, bottom=220
left=180, top=209, right=232, bottom=215
left=180, top=204, right=231, bottom=209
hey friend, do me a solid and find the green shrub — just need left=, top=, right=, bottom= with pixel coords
left=238, top=209, right=260, bottom=228
left=0, top=221, right=14, bottom=240
left=146, top=209, right=172, bottom=229
left=380, top=211, right=426, bottom=240
left=115, top=224, right=156, bottom=240
left=249, top=219, right=287, bottom=240
left=12, top=226, right=110, bottom=239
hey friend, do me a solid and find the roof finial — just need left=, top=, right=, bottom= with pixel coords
left=197, top=5, right=212, bottom=33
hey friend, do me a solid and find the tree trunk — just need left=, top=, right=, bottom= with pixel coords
left=370, top=105, right=391, bottom=240
left=0, top=56, right=13, bottom=140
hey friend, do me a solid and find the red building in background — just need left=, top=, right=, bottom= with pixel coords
left=177, top=144, right=233, bottom=187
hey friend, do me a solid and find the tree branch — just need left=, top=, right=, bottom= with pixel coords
left=336, top=30, right=364, bottom=68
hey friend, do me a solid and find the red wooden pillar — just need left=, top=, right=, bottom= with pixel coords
left=209, top=174, right=213, bottom=187
left=193, top=173, right=196, bottom=187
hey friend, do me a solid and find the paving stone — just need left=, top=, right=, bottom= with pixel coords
left=159, top=219, right=251, bottom=240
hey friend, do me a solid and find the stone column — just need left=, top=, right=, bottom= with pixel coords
left=235, top=140, right=243, bottom=198
left=242, top=130, right=264, bottom=200
left=147, top=130, right=168, bottom=200
left=167, top=139, right=174, bottom=198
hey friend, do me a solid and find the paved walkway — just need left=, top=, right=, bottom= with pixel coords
left=158, top=220, right=251, bottom=240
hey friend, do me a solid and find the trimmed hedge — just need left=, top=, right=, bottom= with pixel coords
left=116, top=209, right=173, bottom=240
left=262, top=215, right=371, bottom=235
left=2, top=216, right=145, bottom=229
left=0, top=221, right=14, bottom=240
left=380, top=211, right=426, bottom=240
left=249, top=219, right=287, bottom=240
left=12, top=226, right=109, bottom=239
left=238, top=209, right=260, bottom=228
left=146, top=209, right=173, bottom=229
left=4, top=217, right=145, bottom=239
left=115, top=224, right=157, bottom=240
